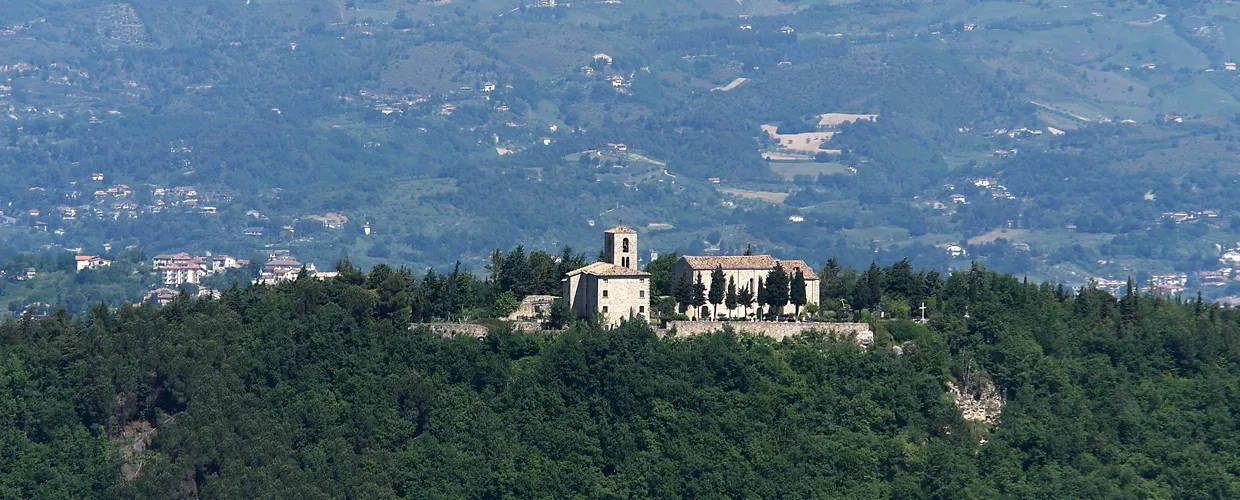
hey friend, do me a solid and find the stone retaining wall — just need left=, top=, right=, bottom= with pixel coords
left=413, top=321, right=875, bottom=347
left=414, top=323, right=489, bottom=339
left=414, top=321, right=547, bottom=339
left=666, top=321, right=874, bottom=347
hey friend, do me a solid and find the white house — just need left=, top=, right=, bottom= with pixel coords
left=74, top=255, right=112, bottom=272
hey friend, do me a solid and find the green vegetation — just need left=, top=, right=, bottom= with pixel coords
left=6, top=262, right=1240, bottom=497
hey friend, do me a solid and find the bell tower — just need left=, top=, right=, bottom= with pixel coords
left=604, top=226, right=637, bottom=269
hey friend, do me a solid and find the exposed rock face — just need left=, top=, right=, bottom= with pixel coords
left=120, top=420, right=157, bottom=482
left=947, top=377, right=1004, bottom=426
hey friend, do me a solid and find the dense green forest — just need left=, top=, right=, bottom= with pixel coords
left=5, top=262, right=1240, bottom=497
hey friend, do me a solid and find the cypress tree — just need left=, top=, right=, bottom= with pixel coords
left=766, top=265, right=789, bottom=318
left=708, top=265, right=726, bottom=319
left=820, top=257, right=841, bottom=302
left=674, top=274, right=693, bottom=314
left=738, top=285, right=754, bottom=319
left=692, top=273, right=707, bottom=318
left=790, top=269, right=807, bottom=318
left=756, top=279, right=767, bottom=320
left=725, top=277, right=738, bottom=316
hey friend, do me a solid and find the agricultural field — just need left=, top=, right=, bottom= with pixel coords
left=760, top=124, right=835, bottom=154
left=718, top=187, right=789, bottom=204
left=768, top=161, right=849, bottom=181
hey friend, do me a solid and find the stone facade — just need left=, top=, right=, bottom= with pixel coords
left=561, top=227, right=651, bottom=328
left=507, top=294, right=557, bottom=320
left=672, top=256, right=820, bottom=319
left=666, top=321, right=873, bottom=347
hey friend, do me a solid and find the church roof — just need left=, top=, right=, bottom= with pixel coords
left=680, top=255, right=777, bottom=270
left=678, top=255, right=819, bottom=280
left=776, top=259, right=819, bottom=280
left=566, top=261, right=650, bottom=277
left=604, top=226, right=637, bottom=234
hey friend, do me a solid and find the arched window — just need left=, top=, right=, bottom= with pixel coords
left=622, top=238, right=630, bottom=253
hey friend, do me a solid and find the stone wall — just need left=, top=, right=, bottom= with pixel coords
left=590, top=275, right=650, bottom=327
left=413, top=321, right=547, bottom=338
left=666, top=321, right=873, bottom=347
left=510, top=321, right=545, bottom=332
left=413, top=323, right=488, bottom=339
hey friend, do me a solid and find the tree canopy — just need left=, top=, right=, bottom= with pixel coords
left=4, top=262, right=1240, bottom=497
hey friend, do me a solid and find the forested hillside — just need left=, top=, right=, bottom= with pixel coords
left=4, top=264, right=1240, bottom=498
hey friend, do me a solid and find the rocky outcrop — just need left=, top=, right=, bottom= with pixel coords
left=947, top=377, right=1004, bottom=426
left=119, top=420, right=157, bottom=482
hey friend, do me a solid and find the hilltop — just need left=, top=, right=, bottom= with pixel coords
left=4, top=261, right=1240, bottom=497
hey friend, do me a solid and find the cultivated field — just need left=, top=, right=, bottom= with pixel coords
left=817, top=113, right=878, bottom=127
left=769, top=161, right=848, bottom=181
left=761, top=124, right=835, bottom=153
left=968, top=228, right=1029, bottom=246
left=719, top=187, right=789, bottom=204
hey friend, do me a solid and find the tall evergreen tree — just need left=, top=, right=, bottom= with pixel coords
left=708, top=265, right=726, bottom=319
left=499, top=246, right=533, bottom=297
left=644, top=252, right=679, bottom=296
left=855, top=262, right=883, bottom=310
left=737, top=286, right=754, bottom=319
left=765, top=265, right=789, bottom=318
left=725, top=277, right=738, bottom=315
left=528, top=250, right=560, bottom=295
left=674, top=274, right=693, bottom=314
left=789, top=269, right=807, bottom=318
left=756, top=278, right=767, bottom=319
left=557, top=246, right=587, bottom=277
left=335, top=257, right=365, bottom=286
left=487, top=249, right=505, bottom=283
left=923, top=269, right=944, bottom=299
left=691, top=273, right=708, bottom=317
left=884, top=258, right=917, bottom=301
left=820, top=257, right=841, bottom=302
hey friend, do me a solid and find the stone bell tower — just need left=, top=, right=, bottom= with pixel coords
left=604, top=226, right=638, bottom=269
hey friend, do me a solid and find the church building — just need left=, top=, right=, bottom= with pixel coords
left=672, top=255, right=819, bottom=320
left=561, top=226, right=651, bottom=327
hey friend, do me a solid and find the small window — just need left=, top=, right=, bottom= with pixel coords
left=622, top=238, right=630, bottom=252
left=602, top=306, right=609, bottom=313
left=639, top=306, right=645, bottom=313
left=602, top=290, right=609, bottom=298
left=639, top=290, right=645, bottom=298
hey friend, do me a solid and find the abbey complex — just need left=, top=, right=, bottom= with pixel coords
left=561, top=226, right=820, bottom=327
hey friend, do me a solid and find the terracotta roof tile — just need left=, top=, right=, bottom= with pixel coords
left=777, top=259, right=819, bottom=280
left=680, top=255, right=819, bottom=279
left=680, top=255, right=777, bottom=270
left=566, top=261, right=650, bottom=277
left=604, top=226, right=637, bottom=234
